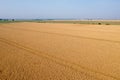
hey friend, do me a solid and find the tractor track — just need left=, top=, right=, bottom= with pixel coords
left=0, top=37, right=119, bottom=80
left=0, top=25, right=120, bottom=44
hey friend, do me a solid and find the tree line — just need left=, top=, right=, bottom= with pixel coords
left=0, top=19, right=15, bottom=21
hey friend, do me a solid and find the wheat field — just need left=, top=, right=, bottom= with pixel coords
left=0, top=22, right=120, bottom=80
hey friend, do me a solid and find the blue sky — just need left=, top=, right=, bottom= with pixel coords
left=0, top=0, right=120, bottom=19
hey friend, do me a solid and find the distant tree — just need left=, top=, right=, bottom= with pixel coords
left=12, top=19, right=15, bottom=21
left=98, top=23, right=101, bottom=25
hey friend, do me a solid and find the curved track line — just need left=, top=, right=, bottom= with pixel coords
left=0, top=37, right=119, bottom=80
left=0, top=25, right=120, bottom=43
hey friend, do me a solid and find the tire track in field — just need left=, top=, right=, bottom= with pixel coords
left=0, top=37, right=119, bottom=80
left=0, top=25, right=120, bottom=44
